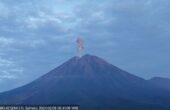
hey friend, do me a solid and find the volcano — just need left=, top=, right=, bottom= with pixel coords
left=0, top=55, right=170, bottom=110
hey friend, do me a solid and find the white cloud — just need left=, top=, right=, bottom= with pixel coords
left=0, top=58, right=14, bottom=67
left=0, top=2, right=9, bottom=17
left=0, top=57, right=24, bottom=82
left=0, top=37, right=15, bottom=47
left=26, top=13, right=62, bottom=29
left=0, top=70, right=17, bottom=79
left=29, top=39, right=47, bottom=48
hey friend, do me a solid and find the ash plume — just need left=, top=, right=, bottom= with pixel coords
left=76, top=37, right=84, bottom=57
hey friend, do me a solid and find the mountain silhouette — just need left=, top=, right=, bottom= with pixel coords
left=0, top=54, right=170, bottom=110
left=149, top=77, right=170, bottom=90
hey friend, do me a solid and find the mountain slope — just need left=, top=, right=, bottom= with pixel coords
left=0, top=55, right=170, bottom=110
left=149, top=77, right=170, bottom=90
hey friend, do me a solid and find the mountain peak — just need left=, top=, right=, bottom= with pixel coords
left=73, top=54, right=109, bottom=64
left=74, top=54, right=100, bottom=60
left=52, top=54, right=113, bottom=76
left=41, top=54, right=143, bottom=83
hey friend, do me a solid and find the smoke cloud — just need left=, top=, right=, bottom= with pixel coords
left=76, top=37, right=84, bottom=57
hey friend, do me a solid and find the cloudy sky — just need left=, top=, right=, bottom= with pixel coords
left=0, top=0, right=170, bottom=92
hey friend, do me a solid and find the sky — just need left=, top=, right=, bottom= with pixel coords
left=0, top=0, right=170, bottom=92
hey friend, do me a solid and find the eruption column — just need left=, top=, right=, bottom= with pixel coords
left=76, top=37, right=84, bottom=57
